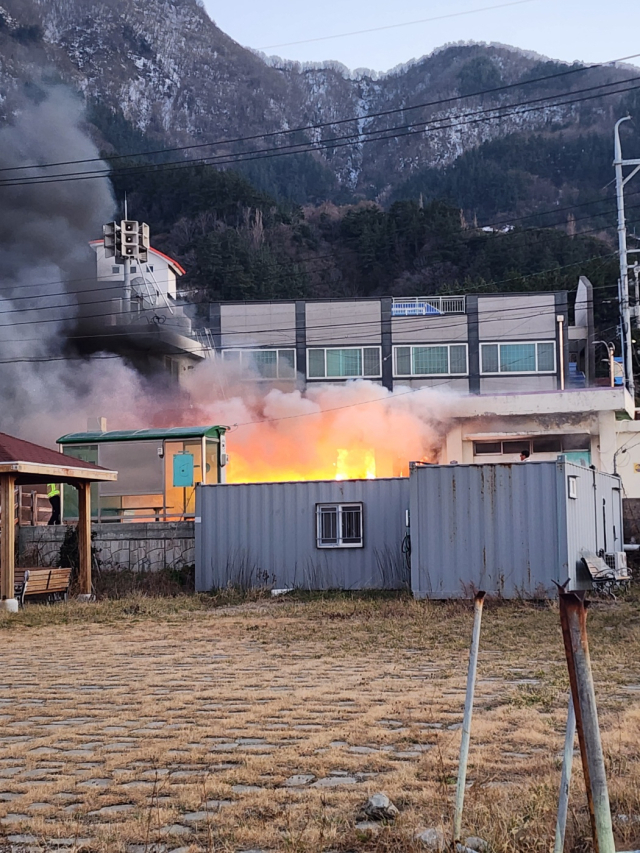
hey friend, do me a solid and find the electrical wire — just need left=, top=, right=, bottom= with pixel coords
left=2, top=49, right=638, bottom=177
left=257, top=0, right=542, bottom=49
left=2, top=77, right=640, bottom=189
left=0, top=193, right=626, bottom=315
left=0, top=252, right=618, bottom=340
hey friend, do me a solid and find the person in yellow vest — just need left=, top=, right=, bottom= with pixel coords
left=47, top=483, right=61, bottom=526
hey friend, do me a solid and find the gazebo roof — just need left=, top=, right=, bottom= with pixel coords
left=0, top=432, right=117, bottom=484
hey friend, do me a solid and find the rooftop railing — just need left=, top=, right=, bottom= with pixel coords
left=392, top=296, right=466, bottom=317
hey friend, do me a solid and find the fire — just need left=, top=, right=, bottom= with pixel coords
left=335, top=448, right=376, bottom=481
left=148, top=364, right=455, bottom=485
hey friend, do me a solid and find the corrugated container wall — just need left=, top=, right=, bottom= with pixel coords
left=410, top=459, right=622, bottom=599
left=196, top=478, right=410, bottom=592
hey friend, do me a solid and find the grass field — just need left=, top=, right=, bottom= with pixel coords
left=1, top=592, right=639, bottom=853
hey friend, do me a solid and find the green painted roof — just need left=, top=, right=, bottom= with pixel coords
left=57, top=426, right=227, bottom=445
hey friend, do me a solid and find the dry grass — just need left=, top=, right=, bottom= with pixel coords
left=0, top=593, right=639, bottom=852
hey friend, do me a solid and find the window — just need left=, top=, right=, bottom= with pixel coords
left=307, top=347, right=381, bottom=379
left=146, top=265, right=154, bottom=272
left=473, top=434, right=591, bottom=457
left=481, top=342, right=556, bottom=374
left=394, top=344, right=468, bottom=376
left=568, top=476, right=578, bottom=499
left=222, top=349, right=296, bottom=379
left=316, top=503, right=363, bottom=548
left=130, top=266, right=137, bottom=273
left=111, top=265, right=121, bottom=274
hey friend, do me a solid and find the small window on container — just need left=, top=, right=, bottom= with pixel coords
left=532, top=437, right=563, bottom=453
left=503, top=440, right=531, bottom=455
left=568, top=476, right=578, bottom=499
left=111, top=265, right=121, bottom=274
left=474, top=441, right=502, bottom=455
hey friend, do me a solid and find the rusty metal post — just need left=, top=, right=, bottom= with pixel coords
left=554, top=694, right=576, bottom=853
left=453, top=591, right=486, bottom=842
left=558, top=592, right=615, bottom=853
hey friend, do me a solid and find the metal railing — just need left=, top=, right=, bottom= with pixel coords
left=391, top=296, right=466, bottom=317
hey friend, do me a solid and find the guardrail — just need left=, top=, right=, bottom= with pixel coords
left=391, top=296, right=466, bottom=316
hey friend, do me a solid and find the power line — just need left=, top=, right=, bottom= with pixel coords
left=0, top=185, right=626, bottom=312
left=2, top=76, right=639, bottom=189
left=0, top=238, right=619, bottom=332
left=258, top=0, right=542, bottom=49
left=2, top=49, right=638, bottom=177
left=0, top=258, right=619, bottom=349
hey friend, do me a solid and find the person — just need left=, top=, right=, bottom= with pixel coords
left=47, top=483, right=61, bottom=525
left=519, top=450, right=530, bottom=462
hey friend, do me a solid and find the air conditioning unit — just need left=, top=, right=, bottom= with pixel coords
left=604, top=551, right=629, bottom=580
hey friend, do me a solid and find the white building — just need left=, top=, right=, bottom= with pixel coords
left=86, top=240, right=203, bottom=378
left=90, top=239, right=184, bottom=303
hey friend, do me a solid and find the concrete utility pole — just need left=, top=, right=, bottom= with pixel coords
left=614, top=117, right=640, bottom=400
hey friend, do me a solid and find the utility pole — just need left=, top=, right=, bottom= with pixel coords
left=614, top=116, right=640, bottom=400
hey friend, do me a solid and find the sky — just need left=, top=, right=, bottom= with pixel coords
left=203, top=0, right=639, bottom=75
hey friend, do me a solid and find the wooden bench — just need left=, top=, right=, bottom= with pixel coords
left=14, top=568, right=73, bottom=608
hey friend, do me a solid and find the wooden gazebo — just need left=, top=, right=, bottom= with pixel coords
left=0, top=432, right=117, bottom=612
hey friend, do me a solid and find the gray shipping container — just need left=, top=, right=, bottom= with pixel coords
left=410, top=458, right=623, bottom=599
left=196, top=478, right=410, bottom=592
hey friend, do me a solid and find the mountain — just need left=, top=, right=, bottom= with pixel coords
left=1, top=0, right=639, bottom=221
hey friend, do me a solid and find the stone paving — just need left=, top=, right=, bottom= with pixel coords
left=1, top=604, right=639, bottom=852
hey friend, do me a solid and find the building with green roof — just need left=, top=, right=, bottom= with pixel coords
left=57, top=426, right=228, bottom=521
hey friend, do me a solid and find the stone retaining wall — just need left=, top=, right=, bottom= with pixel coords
left=19, top=522, right=195, bottom=572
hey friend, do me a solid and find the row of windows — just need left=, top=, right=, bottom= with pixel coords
left=220, top=341, right=557, bottom=379
left=474, top=434, right=591, bottom=456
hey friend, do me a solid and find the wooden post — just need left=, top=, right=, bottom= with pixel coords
left=0, top=474, right=16, bottom=606
left=77, top=482, right=92, bottom=597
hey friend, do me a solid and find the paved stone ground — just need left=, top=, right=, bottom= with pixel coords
left=1, top=602, right=639, bottom=852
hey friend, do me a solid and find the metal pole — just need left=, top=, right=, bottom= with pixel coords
left=614, top=117, right=635, bottom=400
left=609, top=345, right=615, bottom=388
left=453, top=591, right=486, bottom=842
left=558, top=592, right=615, bottom=853
left=557, top=315, right=565, bottom=391
left=554, top=694, right=576, bottom=853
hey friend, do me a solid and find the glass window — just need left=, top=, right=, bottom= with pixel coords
left=474, top=441, right=502, bottom=455
left=563, top=434, right=591, bottom=451
left=532, top=437, right=563, bottom=453
left=111, top=265, right=120, bottom=274
left=130, top=266, right=137, bottom=273
left=450, top=345, right=468, bottom=374
left=393, top=344, right=467, bottom=376
left=327, top=348, right=362, bottom=377
left=278, top=350, right=296, bottom=378
left=395, top=347, right=411, bottom=376
left=223, top=349, right=296, bottom=379
left=503, top=440, right=531, bottom=454
left=317, top=503, right=363, bottom=548
left=481, top=344, right=499, bottom=373
left=481, top=341, right=556, bottom=373
left=308, top=348, right=381, bottom=379
left=413, top=346, right=448, bottom=374
left=537, top=342, right=556, bottom=372
left=251, top=350, right=278, bottom=379
left=308, top=349, right=326, bottom=378
left=363, top=348, right=381, bottom=377
left=500, top=343, right=536, bottom=372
